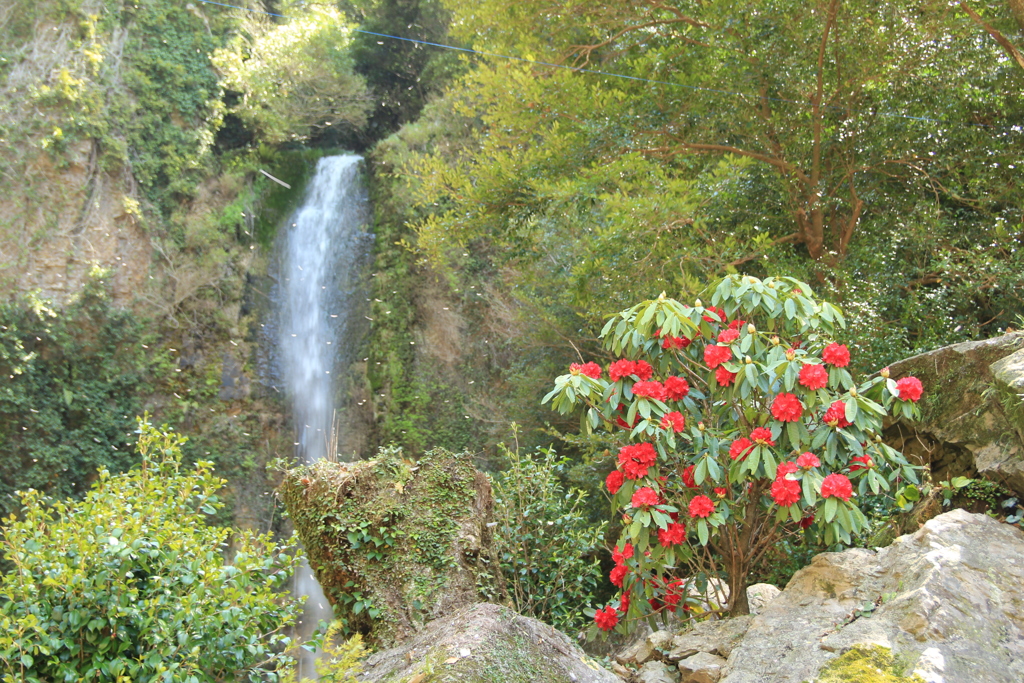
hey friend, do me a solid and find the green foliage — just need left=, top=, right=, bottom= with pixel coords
left=545, top=275, right=924, bottom=630
left=214, top=5, right=371, bottom=144
left=279, top=623, right=366, bottom=683
left=489, top=437, right=606, bottom=631
left=0, top=418, right=303, bottom=682
left=0, top=275, right=150, bottom=517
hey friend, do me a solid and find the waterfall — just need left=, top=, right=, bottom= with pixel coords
left=274, top=154, right=372, bottom=678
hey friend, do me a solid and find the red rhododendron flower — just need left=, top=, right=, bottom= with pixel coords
left=633, top=360, right=654, bottom=381
left=618, top=442, right=657, bottom=479
left=728, top=319, right=746, bottom=330
left=612, top=542, right=634, bottom=566
left=703, top=306, right=727, bottom=323
left=609, top=565, right=627, bottom=588
left=595, top=605, right=619, bottom=631
left=750, top=427, right=775, bottom=446
left=570, top=362, right=602, bottom=378
left=776, top=461, right=799, bottom=477
left=849, top=454, right=874, bottom=471
left=796, top=452, right=821, bottom=468
left=799, top=514, right=815, bottom=529
left=821, top=473, right=854, bottom=501
left=682, top=464, right=698, bottom=488
left=657, top=522, right=686, bottom=547
left=715, top=366, right=738, bottom=387
left=771, top=393, right=804, bottom=422
left=798, top=363, right=829, bottom=390
left=662, top=578, right=685, bottom=612
left=823, top=401, right=852, bottom=429
left=714, top=487, right=728, bottom=497
left=633, top=381, right=667, bottom=401
left=822, top=343, right=851, bottom=367
left=631, top=486, right=660, bottom=508
left=609, top=359, right=635, bottom=381
left=660, top=411, right=686, bottom=432
left=717, top=328, right=740, bottom=344
left=664, top=376, right=690, bottom=400
left=896, top=376, right=924, bottom=402
left=661, top=335, right=690, bottom=350
left=688, top=495, right=716, bottom=518
left=606, top=469, right=624, bottom=494
left=704, top=344, right=733, bottom=368
left=729, top=437, right=753, bottom=460
left=770, top=477, right=801, bottom=507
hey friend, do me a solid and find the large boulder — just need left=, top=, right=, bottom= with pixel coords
left=884, top=332, right=1024, bottom=494
left=719, top=509, right=1024, bottom=682
left=279, top=446, right=495, bottom=644
left=358, top=602, right=620, bottom=683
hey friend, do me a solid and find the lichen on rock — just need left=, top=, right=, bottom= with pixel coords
left=278, top=446, right=496, bottom=644
left=815, top=645, right=925, bottom=683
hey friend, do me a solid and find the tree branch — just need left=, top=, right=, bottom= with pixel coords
left=960, top=1, right=1024, bottom=72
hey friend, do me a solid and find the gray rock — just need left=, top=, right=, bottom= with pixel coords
left=744, top=583, right=780, bottom=615
left=359, top=603, right=619, bottom=683
left=885, top=331, right=1024, bottom=495
left=623, top=630, right=675, bottom=666
left=719, top=509, right=1024, bottom=683
left=677, top=652, right=726, bottom=683
left=667, top=617, right=752, bottom=661
left=637, top=661, right=678, bottom=683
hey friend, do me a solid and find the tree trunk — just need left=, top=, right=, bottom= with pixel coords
left=1011, top=0, right=1024, bottom=33
left=727, top=556, right=750, bottom=616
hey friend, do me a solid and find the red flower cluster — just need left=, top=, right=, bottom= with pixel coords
left=750, top=427, right=775, bottom=446
left=594, top=605, right=619, bottom=631
left=650, top=578, right=686, bottom=613
left=822, top=343, right=851, bottom=368
left=776, top=461, right=799, bottom=477
left=717, top=328, right=740, bottom=344
left=612, top=542, right=634, bottom=566
left=895, top=376, right=924, bottom=402
left=661, top=335, right=690, bottom=350
left=609, top=564, right=627, bottom=587
left=618, top=442, right=658, bottom=479
left=796, top=452, right=820, bottom=468
left=682, top=464, right=698, bottom=488
left=714, top=487, right=728, bottom=497
left=688, top=495, right=716, bottom=518
left=657, top=522, right=686, bottom=547
left=704, top=344, right=733, bottom=368
left=609, top=359, right=654, bottom=381
left=728, top=318, right=746, bottom=330
left=771, top=393, right=804, bottom=422
left=606, top=469, right=624, bottom=494
left=631, top=486, right=660, bottom=508
left=729, top=437, right=753, bottom=460
left=633, top=381, right=667, bottom=401
left=715, top=367, right=738, bottom=386
left=660, top=411, right=686, bottom=432
left=664, top=376, right=690, bottom=400
left=821, top=473, right=854, bottom=501
left=798, top=363, right=829, bottom=390
left=823, top=401, right=852, bottom=429
left=569, top=361, right=602, bottom=379
left=770, top=477, right=800, bottom=507
left=849, top=454, right=874, bottom=471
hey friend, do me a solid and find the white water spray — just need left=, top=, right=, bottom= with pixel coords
left=275, top=154, right=371, bottom=678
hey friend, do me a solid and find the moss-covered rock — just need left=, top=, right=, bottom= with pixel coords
left=815, top=645, right=925, bottom=683
left=279, top=446, right=496, bottom=644
left=885, top=331, right=1024, bottom=495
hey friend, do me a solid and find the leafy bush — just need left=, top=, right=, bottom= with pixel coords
left=490, top=436, right=606, bottom=631
left=279, top=622, right=366, bottom=683
left=544, top=275, right=924, bottom=633
left=0, top=418, right=303, bottom=682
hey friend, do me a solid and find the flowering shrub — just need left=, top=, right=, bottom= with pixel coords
left=545, top=275, right=924, bottom=633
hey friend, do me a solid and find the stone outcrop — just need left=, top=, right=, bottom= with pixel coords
left=884, top=332, right=1024, bottom=495
left=721, top=509, right=1024, bottom=682
left=358, top=602, right=619, bottom=683
left=279, top=446, right=495, bottom=645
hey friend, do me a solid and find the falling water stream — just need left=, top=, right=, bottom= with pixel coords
left=274, top=154, right=372, bottom=678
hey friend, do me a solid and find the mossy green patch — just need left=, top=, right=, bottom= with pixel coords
left=279, top=446, right=496, bottom=644
left=816, top=645, right=926, bottom=683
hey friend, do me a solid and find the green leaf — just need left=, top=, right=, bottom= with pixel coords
left=697, top=519, right=709, bottom=546
left=823, top=497, right=838, bottom=523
